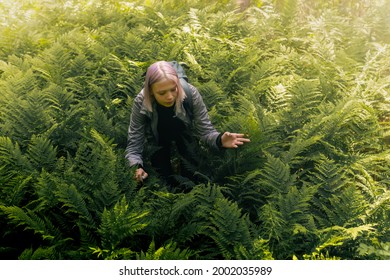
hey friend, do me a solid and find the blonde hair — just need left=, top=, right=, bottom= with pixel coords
left=143, top=61, right=185, bottom=112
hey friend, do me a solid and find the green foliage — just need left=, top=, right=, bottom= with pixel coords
left=0, top=0, right=389, bottom=260
left=98, top=196, right=149, bottom=251
left=136, top=240, right=193, bottom=260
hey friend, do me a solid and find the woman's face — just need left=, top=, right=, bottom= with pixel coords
left=151, top=79, right=177, bottom=107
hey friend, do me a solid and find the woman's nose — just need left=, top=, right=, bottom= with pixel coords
left=166, top=92, right=174, bottom=100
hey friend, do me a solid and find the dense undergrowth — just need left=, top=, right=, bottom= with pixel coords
left=0, top=0, right=389, bottom=260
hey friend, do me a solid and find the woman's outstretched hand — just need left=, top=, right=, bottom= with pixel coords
left=221, top=132, right=250, bottom=148
left=135, top=168, right=148, bottom=182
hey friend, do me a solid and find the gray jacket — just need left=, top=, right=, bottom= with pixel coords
left=125, top=84, right=220, bottom=167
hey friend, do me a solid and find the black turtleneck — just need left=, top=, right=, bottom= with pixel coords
left=156, top=103, right=185, bottom=145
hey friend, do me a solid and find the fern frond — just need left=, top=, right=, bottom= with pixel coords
left=365, top=190, right=390, bottom=220
left=18, top=246, right=57, bottom=260
left=258, top=153, right=296, bottom=194
left=32, top=42, right=72, bottom=85
left=282, top=134, right=323, bottom=165
left=98, top=196, right=149, bottom=250
left=192, top=185, right=226, bottom=215
left=0, top=205, right=58, bottom=241
left=204, top=197, right=252, bottom=259
left=1, top=90, right=57, bottom=145
left=33, top=170, right=61, bottom=210
left=309, top=155, right=348, bottom=194
left=0, top=137, right=34, bottom=205
left=258, top=202, right=286, bottom=241
left=0, top=67, right=37, bottom=97
left=327, top=186, right=369, bottom=227
left=91, top=246, right=134, bottom=260
left=258, top=182, right=318, bottom=259
left=315, top=224, right=377, bottom=256
left=27, top=135, right=57, bottom=171
left=0, top=169, right=33, bottom=206
left=277, top=185, right=317, bottom=226
left=0, top=136, right=31, bottom=171
left=282, top=79, right=324, bottom=131
left=234, top=238, right=274, bottom=260
left=55, top=183, right=96, bottom=230
left=136, top=239, right=193, bottom=260
left=64, top=129, right=120, bottom=207
left=264, top=82, right=292, bottom=112
left=357, top=241, right=390, bottom=260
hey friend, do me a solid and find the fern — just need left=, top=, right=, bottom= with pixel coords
left=98, top=196, right=149, bottom=252
left=33, top=170, right=62, bottom=210
left=55, top=183, right=98, bottom=247
left=0, top=205, right=61, bottom=242
left=27, top=135, right=57, bottom=172
left=136, top=240, right=193, bottom=260
left=326, top=187, right=369, bottom=227
left=130, top=191, right=173, bottom=241
left=0, top=137, right=35, bottom=206
left=313, top=224, right=377, bottom=259
left=0, top=171, right=33, bottom=207
left=0, top=136, right=32, bottom=172
left=365, top=189, right=390, bottom=235
left=18, top=246, right=58, bottom=260
left=63, top=129, right=122, bottom=213
left=32, top=42, right=73, bottom=85
left=281, top=79, right=324, bottom=133
left=234, top=238, right=274, bottom=260
left=55, top=184, right=93, bottom=225
left=204, top=197, right=253, bottom=259
left=258, top=202, right=286, bottom=242
left=0, top=63, right=37, bottom=98
left=258, top=184, right=318, bottom=259
left=1, top=90, right=58, bottom=146
left=263, top=82, right=292, bottom=112
left=309, top=155, right=368, bottom=227
left=258, top=153, right=296, bottom=194
left=225, top=170, right=267, bottom=219
left=358, top=241, right=390, bottom=260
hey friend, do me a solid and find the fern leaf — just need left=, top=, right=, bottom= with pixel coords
left=136, top=240, right=193, bottom=260
left=0, top=205, right=56, bottom=240
left=259, top=153, right=296, bottom=194
left=0, top=136, right=31, bottom=171
left=205, top=197, right=252, bottom=259
left=316, top=224, right=377, bottom=254
left=18, top=247, right=57, bottom=260
left=258, top=202, right=286, bottom=241
left=55, top=184, right=96, bottom=229
left=98, top=196, right=149, bottom=250
left=27, top=135, right=57, bottom=171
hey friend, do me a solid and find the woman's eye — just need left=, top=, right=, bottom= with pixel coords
left=157, top=87, right=176, bottom=95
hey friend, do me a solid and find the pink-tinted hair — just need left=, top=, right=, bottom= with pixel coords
left=143, top=61, right=185, bottom=112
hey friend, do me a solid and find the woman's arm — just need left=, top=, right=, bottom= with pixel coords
left=189, top=85, right=250, bottom=149
left=125, top=92, right=147, bottom=168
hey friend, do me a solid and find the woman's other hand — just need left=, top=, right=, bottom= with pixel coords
left=135, top=168, right=148, bottom=182
left=221, top=132, right=250, bottom=148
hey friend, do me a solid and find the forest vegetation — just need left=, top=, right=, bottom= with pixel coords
left=0, top=0, right=389, bottom=260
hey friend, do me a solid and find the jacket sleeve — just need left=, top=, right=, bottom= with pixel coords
left=125, top=92, right=146, bottom=167
left=190, top=85, right=221, bottom=150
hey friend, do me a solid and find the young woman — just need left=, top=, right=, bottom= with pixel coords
left=125, top=61, right=250, bottom=186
